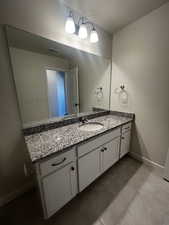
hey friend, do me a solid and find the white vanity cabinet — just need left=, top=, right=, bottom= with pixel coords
left=42, top=161, right=77, bottom=217
left=78, top=147, right=101, bottom=191
left=35, top=122, right=132, bottom=219
left=78, top=128, right=121, bottom=191
left=35, top=148, right=78, bottom=218
left=101, top=137, right=120, bottom=173
left=120, top=123, right=132, bottom=158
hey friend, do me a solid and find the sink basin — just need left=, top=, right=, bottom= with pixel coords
left=79, top=122, right=104, bottom=132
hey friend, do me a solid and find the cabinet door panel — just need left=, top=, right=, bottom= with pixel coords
left=42, top=162, right=77, bottom=217
left=102, top=137, right=120, bottom=172
left=78, top=149, right=101, bottom=191
left=120, top=131, right=131, bottom=158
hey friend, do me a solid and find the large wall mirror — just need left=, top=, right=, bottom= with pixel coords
left=6, top=26, right=111, bottom=127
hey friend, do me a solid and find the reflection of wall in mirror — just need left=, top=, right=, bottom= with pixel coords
left=10, top=47, right=70, bottom=124
left=72, top=51, right=111, bottom=112
left=10, top=46, right=111, bottom=125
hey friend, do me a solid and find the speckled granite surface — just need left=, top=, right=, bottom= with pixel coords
left=23, top=110, right=109, bottom=135
left=25, top=115, right=133, bottom=163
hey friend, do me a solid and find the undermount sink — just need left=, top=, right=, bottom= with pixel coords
left=79, top=122, right=104, bottom=132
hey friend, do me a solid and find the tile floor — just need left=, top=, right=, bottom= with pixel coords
left=1, top=156, right=169, bottom=225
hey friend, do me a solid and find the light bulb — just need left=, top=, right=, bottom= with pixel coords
left=65, top=15, right=75, bottom=34
left=90, top=29, right=99, bottom=43
left=78, top=23, right=88, bottom=39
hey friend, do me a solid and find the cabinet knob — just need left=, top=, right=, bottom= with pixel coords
left=71, top=166, right=75, bottom=171
left=121, top=137, right=125, bottom=140
left=104, top=147, right=107, bottom=151
left=101, top=148, right=104, bottom=152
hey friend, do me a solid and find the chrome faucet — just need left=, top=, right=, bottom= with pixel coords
left=80, top=117, right=88, bottom=124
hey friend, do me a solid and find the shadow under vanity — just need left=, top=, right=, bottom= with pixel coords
left=5, top=26, right=134, bottom=219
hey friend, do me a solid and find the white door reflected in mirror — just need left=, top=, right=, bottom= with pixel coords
left=46, top=68, right=79, bottom=118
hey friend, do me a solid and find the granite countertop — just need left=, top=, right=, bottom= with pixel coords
left=25, top=115, right=133, bottom=163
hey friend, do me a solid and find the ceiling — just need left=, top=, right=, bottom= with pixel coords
left=63, top=0, right=169, bottom=33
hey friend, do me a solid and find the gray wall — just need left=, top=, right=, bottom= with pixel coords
left=0, top=1, right=112, bottom=204
left=111, top=2, right=169, bottom=166
left=0, top=27, right=32, bottom=204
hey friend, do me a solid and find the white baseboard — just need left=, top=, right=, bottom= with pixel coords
left=0, top=181, right=34, bottom=207
left=129, top=152, right=164, bottom=175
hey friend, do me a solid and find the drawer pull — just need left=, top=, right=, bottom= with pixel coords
left=121, top=137, right=125, bottom=140
left=51, top=157, right=66, bottom=166
left=101, top=148, right=104, bottom=152
left=104, top=147, right=107, bottom=151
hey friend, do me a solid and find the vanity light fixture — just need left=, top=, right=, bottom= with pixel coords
left=90, top=28, right=99, bottom=43
left=78, top=22, right=88, bottom=39
left=65, top=10, right=99, bottom=43
left=65, top=11, right=75, bottom=34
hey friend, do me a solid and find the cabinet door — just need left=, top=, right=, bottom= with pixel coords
left=42, top=162, right=77, bottom=218
left=120, top=131, right=131, bottom=158
left=102, top=137, right=120, bottom=173
left=78, top=148, right=101, bottom=192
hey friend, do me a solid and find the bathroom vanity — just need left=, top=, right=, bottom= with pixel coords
left=5, top=26, right=134, bottom=219
left=25, top=113, right=133, bottom=218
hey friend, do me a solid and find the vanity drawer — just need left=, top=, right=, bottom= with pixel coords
left=78, top=128, right=120, bottom=157
left=40, top=149, right=76, bottom=177
left=122, top=122, right=132, bottom=134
